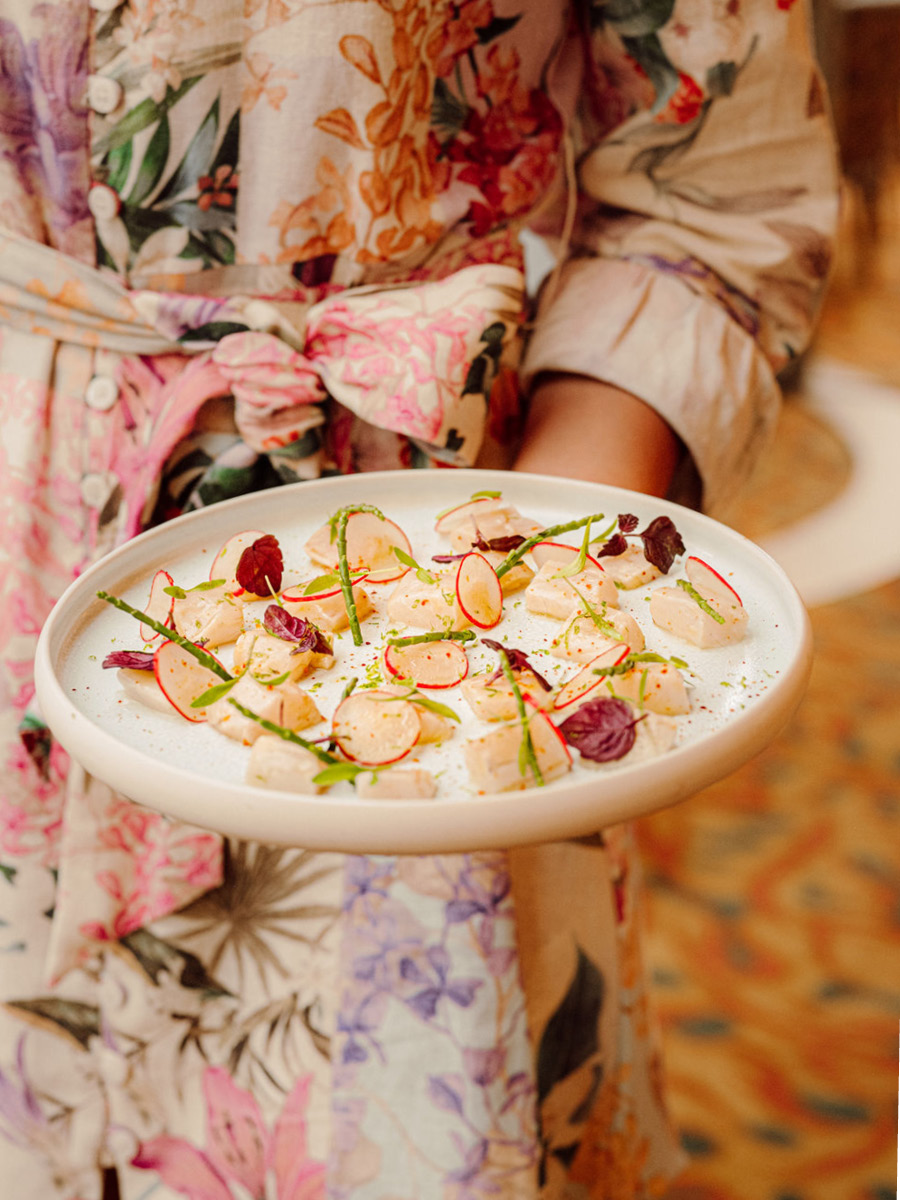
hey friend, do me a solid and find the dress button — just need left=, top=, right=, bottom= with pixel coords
left=85, top=375, right=119, bottom=411
left=87, top=74, right=124, bottom=115
left=87, top=184, right=121, bottom=222
left=81, top=472, right=116, bottom=510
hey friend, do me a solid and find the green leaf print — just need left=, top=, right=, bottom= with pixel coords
left=156, top=95, right=222, bottom=205
left=7, top=998, right=100, bottom=1049
left=95, top=76, right=202, bottom=157
left=603, top=0, right=675, bottom=38
left=126, top=113, right=171, bottom=207
left=105, top=139, right=133, bottom=193
left=121, top=928, right=231, bottom=996
left=536, top=946, right=604, bottom=1103
left=431, top=77, right=469, bottom=138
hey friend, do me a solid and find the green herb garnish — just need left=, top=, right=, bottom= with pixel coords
left=677, top=579, right=726, bottom=623
left=499, top=656, right=543, bottom=786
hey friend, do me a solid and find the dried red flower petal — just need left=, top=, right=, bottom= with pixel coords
left=236, top=534, right=283, bottom=595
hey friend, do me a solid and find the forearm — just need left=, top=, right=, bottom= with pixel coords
left=512, top=372, right=681, bottom=497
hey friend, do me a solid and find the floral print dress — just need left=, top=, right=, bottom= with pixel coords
left=0, top=1, right=838, bottom=1197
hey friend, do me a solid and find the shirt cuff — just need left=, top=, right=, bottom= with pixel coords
left=521, top=256, right=781, bottom=516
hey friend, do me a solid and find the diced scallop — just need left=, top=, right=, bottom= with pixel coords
left=463, top=709, right=572, bottom=794
left=354, top=768, right=438, bottom=801
left=386, top=571, right=469, bottom=632
left=559, top=661, right=691, bottom=716
left=246, top=735, right=326, bottom=793
left=206, top=673, right=323, bottom=745
left=171, top=583, right=245, bottom=648
left=281, top=582, right=373, bottom=633
left=476, top=551, right=533, bottom=595
left=116, top=668, right=174, bottom=715
left=447, top=507, right=542, bottom=552
left=550, top=608, right=646, bottom=662
left=231, top=628, right=334, bottom=683
left=460, top=670, right=555, bottom=722
left=649, top=585, right=748, bottom=648
left=524, top=562, right=619, bottom=621
left=596, top=543, right=662, bottom=589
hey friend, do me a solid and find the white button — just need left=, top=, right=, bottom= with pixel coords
left=85, top=375, right=118, bottom=411
left=87, top=184, right=120, bottom=222
left=90, top=0, right=123, bottom=9
left=81, top=472, right=115, bottom=510
left=87, top=75, right=123, bottom=115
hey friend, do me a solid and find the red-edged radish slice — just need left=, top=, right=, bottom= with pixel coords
left=331, top=690, right=421, bottom=766
left=140, top=569, right=175, bottom=642
left=553, top=643, right=632, bottom=711
left=434, top=496, right=506, bottom=535
left=209, top=529, right=266, bottom=588
left=528, top=540, right=605, bottom=572
left=685, top=555, right=743, bottom=607
left=455, top=553, right=502, bottom=629
left=281, top=572, right=367, bottom=603
left=344, top=512, right=413, bottom=582
left=383, top=640, right=470, bottom=689
left=527, top=705, right=574, bottom=772
left=153, top=641, right=229, bottom=722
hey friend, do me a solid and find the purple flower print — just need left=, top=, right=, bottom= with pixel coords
left=0, top=1038, right=47, bottom=1149
left=132, top=1067, right=326, bottom=1199
left=401, top=945, right=482, bottom=1020
left=0, top=6, right=92, bottom=247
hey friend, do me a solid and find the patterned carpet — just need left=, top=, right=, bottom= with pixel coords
left=637, top=367, right=900, bottom=1200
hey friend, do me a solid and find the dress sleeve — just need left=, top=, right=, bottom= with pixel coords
left=522, top=0, right=841, bottom=513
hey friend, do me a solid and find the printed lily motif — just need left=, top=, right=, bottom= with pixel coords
left=132, top=1067, right=325, bottom=1199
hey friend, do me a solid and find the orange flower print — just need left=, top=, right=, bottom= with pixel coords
left=197, top=166, right=239, bottom=212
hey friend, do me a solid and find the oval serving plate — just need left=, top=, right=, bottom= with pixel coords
left=34, top=470, right=812, bottom=853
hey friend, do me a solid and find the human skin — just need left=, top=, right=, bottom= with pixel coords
left=513, top=372, right=681, bottom=498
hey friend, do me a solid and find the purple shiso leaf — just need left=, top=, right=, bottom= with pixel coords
left=236, top=534, right=283, bottom=595
left=480, top=638, right=552, bottom=692
left=557, top=696, right=645, bottom=762
left=617, top=513, right=640, bottom=534
left=593, top=532, right=629, bottom=560
left=639, top=516, right=685, bottom=574
left=102, top=651, right=155, bottom=671
left=263, top=605, right=332, bottom=655
left=473, top=533, right=527, bottom=553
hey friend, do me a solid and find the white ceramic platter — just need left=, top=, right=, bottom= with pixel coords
left=34, top=470, right=812, bottom=853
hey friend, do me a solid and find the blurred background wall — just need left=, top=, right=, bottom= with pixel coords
left=637, top=5, right=900, bottom=1197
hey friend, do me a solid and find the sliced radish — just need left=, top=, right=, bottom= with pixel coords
left=331, top=690, right=421, bottom=766
left=685, top=556, right=743, bottom=607
left=383, top=640, right=470, bottom=689
left=282, top=572, right=365, bottom=603
left=527, top=706, right=574, bottom=772
left=434, top=496, right=506, bottom=535
left=153, top=641, right=229, bottom=723
left=529, top=540, right=604, bottom=572
left=140, top=569, right=174, bottom=642
left=305, top=512, right=412, bottom=582
left=553, top=643, right=632, bottom=711
left=455, top=553, right=502, bottom=629
left=209, top=529, right=266, bottom=589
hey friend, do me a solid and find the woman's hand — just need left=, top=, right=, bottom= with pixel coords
left=512, top=372, right=681, bottom=498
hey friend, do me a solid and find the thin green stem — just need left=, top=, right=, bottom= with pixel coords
left=494, top=512, right=606, bottom=578
left=97, top=591, right=232, bottom=680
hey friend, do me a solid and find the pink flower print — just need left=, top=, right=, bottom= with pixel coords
left=132, top=1068, right=326, bottom=1199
